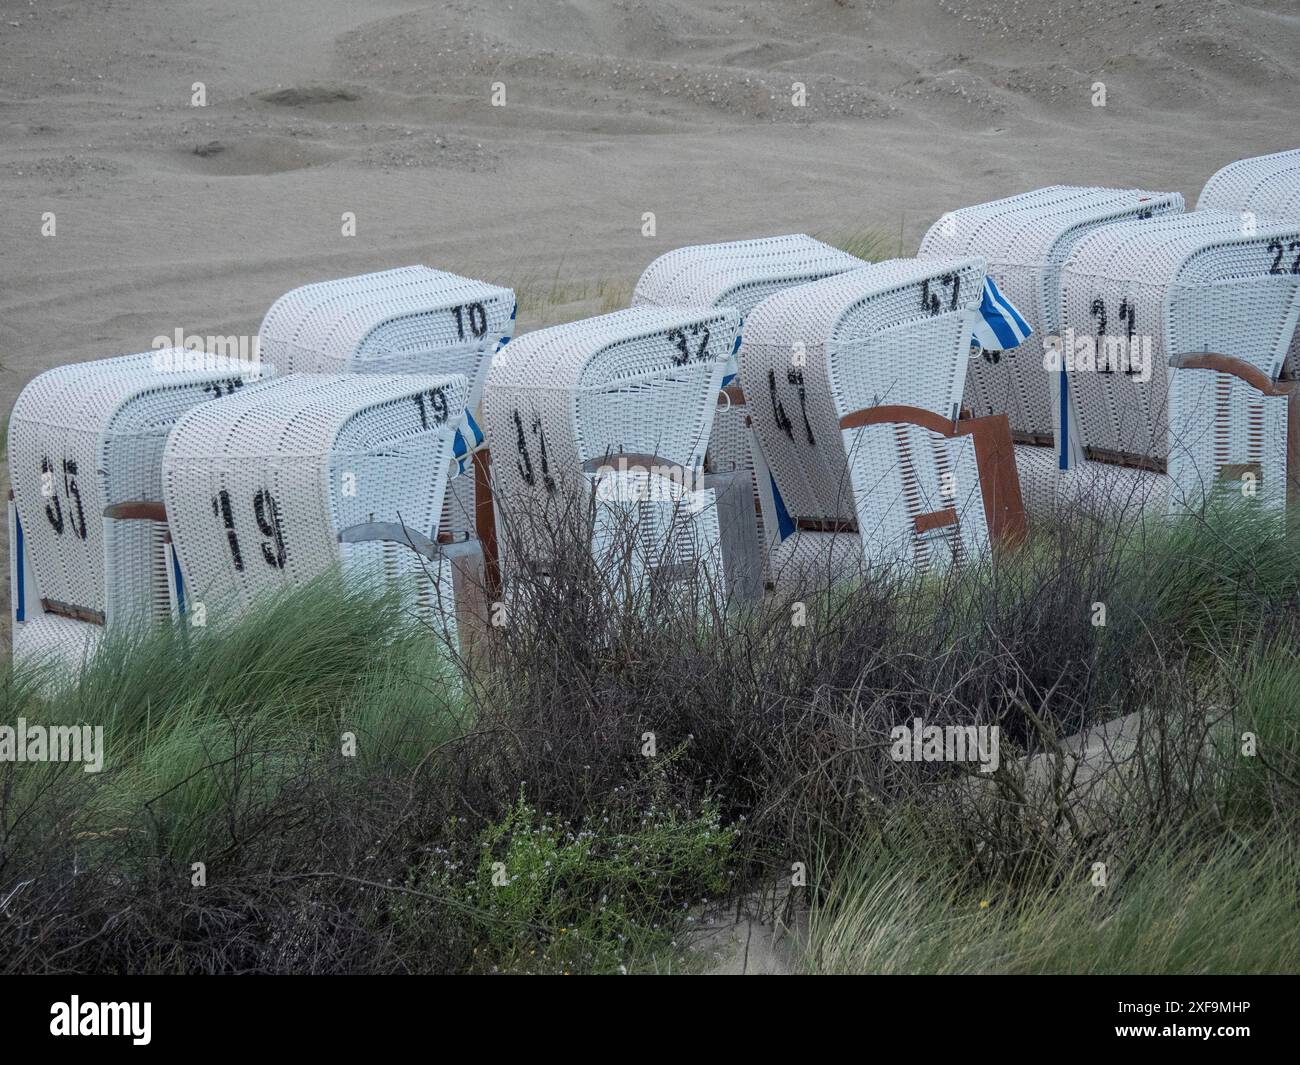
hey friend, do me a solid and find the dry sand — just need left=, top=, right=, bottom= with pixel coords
left=0, top=0, right=1296, bottom=638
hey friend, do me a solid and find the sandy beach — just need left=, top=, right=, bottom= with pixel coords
left=2, top=0, right=1296, bottom=411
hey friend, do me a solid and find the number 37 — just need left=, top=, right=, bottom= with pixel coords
left=211, top=488, right=286, bottom=571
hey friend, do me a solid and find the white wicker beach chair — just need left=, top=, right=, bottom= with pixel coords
left=483, top=306, right=742, bottom=589
left=919, top=185, right=1184, bottom=470
left=632, top=235, right=868, bottom=587
left=1195, top=150, right=1300, bottom=386
left=160, top=372, right=469, bottom=637
left=1056, top=209, right=1300, bottom=515
left=632, top=234, right=867, bottom=317
left=1196, top=148, right=1300, bottom=220
left=7, top=350, right=273, bottom=668
left=739, top=258, right=1025, bottom=582
left=258, top=266, right=514, bottom=388
left=258, top=265, right=515, bottom=570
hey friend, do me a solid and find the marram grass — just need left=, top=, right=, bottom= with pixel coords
left=804, top=827, right=1300, bottom=975
left=1, top=573, right=462, bottom=860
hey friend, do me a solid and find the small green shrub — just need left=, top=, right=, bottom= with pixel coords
left=411, top=787, right=738, bottom=974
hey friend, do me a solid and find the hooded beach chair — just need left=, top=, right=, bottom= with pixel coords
left=258, top=265, right=515, bottom=386
left=918, top=185, right=1185, bottom=507
left=1054, top=209, right=1300, bottom=515
left=632, top=235, right=868, bottom=592
left=482, top=306, right=742, bottom=592
left=258, top=266, right=516, bottom=540
left=160, top=372, right=470, bottom=640
left=1197, top=149, right=1300, bottom=383
left=739, top=258, right=1025, bottom=583
left=7, top=350, right=273, bottom=668
left=1196, top=148, right=1300, bottom=221
left=632, top=234, right=867, bottom=318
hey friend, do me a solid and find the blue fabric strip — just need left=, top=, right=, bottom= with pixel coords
left=1059, top=365, right=1070, bottom=470
left=171, top=547, right=186, bottom=616
left=771, top=474, right=795, bottom=541
left=14, top=509, right=24, bottom=624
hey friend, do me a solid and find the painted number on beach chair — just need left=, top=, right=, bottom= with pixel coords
left=1091, top=297, right=1142, bottom=376
left=1090, top=298, right=1111, bottom=374
left=767, top=369, right=815, bottom=445
left=451, top=302, right=489, bottom=341
left=667, top=323, right=711, bottom=365
left=211, top=488, right=287, bottom=573
left=1267, top=240, right=1300, bottom=275
left=921, top=274, right=961, bottom=316
left=512, top=409, right=556, bottom=492
left=39, top=457, right=88, bottom=540
left=1117, top=299, right=1139, bottom=376
left=412, top=386, right=451, bottom=429
left=201, top=378, right=245, bottom=401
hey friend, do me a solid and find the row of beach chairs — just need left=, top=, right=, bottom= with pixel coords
left=8, top=148, right=1300, bottom=670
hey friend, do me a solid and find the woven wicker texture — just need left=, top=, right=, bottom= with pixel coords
left=101, top=515, right=176, bottom=629
left=1196, top=149, right=1300, bottom=220
left=850, top=422, right=988, bottom=573
left=1195, top=153, right=1300, bottom=381
left=484, top=306, right=740, bottom=570
left=485, top=305, right=740, bottom=489
left=336, top=537, right=458, bottom=643
left=1059, top=210, right=1300, bottom=463
left=11, top=611, right=103, bottom=669
left=919, top=185, right=1184, bottom=439
left=740, top=259, right=990, bottom=575
left=589, top=470, right=725, bottom=593
left=768, top=529, right=865, bottom=589
left=1013, top=444, right=1169, bottom=517
left=631, top=235, right=868, bottom=579
left=161, top=372, right=467, bottom=622
left=740, top=258, right=985, bottom=525
left=258, top=265, right=514, bottom=410
left=8, top=350, right=273, bottom=635
left=439, top=471, right=478, bottom=542
left=632, top=234, right=867, bottom=316
left=709, top=397, right=776, bottom=585
left=1165, top=366, right=1289, bottom=513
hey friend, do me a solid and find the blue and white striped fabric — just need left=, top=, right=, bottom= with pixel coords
left=452, top=409, right=485, bottom=476
left=726, top=279, right=1028, bottom=391
left=764, top=277, right=1032, bottom=543
left=451, top=311, right=515, bottom=477
left=720, top=330, right=744, bottom=387
left=972, top=275, right=1031, bottom=352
